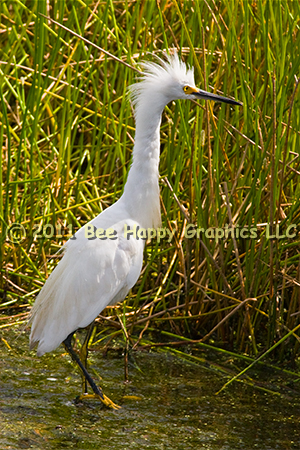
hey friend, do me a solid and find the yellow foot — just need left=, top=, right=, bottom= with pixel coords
left=101, top=393, right=121, bottom=410
left=76, top=392, right=121, bottom=410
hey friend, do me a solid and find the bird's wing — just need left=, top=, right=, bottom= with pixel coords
left=29, top=218, right=144, bottom=356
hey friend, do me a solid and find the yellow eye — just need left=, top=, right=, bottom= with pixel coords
left=183, top=85, right=195, bottom=95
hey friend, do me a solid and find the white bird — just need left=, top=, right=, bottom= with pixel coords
left=29, top=51, right=241, bottom=408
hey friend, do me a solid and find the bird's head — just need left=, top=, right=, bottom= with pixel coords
left=129, top=51, right=242, bottom=114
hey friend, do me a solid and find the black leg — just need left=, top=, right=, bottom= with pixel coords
left=63, top=329, right=121, bottom=409
left=80, top=321, right=96, bottom=394
left=63, top=331, right=104, bottom=401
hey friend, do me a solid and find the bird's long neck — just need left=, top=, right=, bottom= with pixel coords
left=121, top=99, right=164, bottom=229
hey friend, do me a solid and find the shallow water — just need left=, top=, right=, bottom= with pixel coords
left=1, top=328, right=299, bottom=450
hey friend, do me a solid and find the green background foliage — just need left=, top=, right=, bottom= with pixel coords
left=1, top=0, right=300, bottom=363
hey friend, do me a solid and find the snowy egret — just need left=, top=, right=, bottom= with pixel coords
left=29, top=52, right=241, bottom=409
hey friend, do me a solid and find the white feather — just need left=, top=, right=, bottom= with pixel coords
left=29, top=51, right=238, bottom=356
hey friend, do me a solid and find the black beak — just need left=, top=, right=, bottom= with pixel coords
left=194, top=89, right=242, bottom=106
